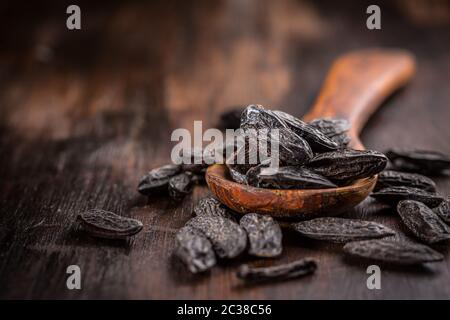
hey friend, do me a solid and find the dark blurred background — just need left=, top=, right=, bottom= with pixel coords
left=1, top=0, right=449, bottom=142
left=0, top=0, right=449, bottom=299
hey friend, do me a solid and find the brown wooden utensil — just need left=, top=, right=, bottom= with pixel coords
left=206, top=49, right=416, bottom=219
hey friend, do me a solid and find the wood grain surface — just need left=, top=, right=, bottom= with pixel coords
left=0, top=0, right=450, bottom=299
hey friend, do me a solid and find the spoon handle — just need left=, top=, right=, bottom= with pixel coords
left=303, top=49, right=416, bottom=149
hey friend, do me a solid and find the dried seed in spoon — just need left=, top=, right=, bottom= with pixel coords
left=248, top=127, right=313, bottom=166
left=247, top=166, right=337, bottom=189
left=240, top=105, right=338, bottom=152
left=308, top=118, right=350, bottom=137
left=227, top=164, right=249, bottom=184
left=273, top=109, right=339, bottom=152
left=309, top=118, right=351, bottom=149
left=306, top=149, right=387, bottom=184
left=330, top=133, right=351, bottom=149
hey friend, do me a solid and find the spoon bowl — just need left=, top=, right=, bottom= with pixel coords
left=206, top=49, right=416, bottom=218
left=206, top=164, right=376, bottom=219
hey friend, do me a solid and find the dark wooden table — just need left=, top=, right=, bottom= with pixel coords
left=1, top=0, right=449, bottom=299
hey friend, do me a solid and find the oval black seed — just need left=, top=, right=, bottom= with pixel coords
left=173, top=225, right=216, bottom=273
left=240, top=104, right=283, bottom=131
left=77, top=209, right=143, bottom=239
left=168, top=172, right=193, bottom=201
left=278, top=128, right=313, bottom=165
left=236, top=258, right=317, bottom=282
left=226, top=143, right=259, bottom=183
left=308, top=118, right=350, bottom=137
left=434, top=196, right=450, bottom=224
left=240, top=105, right=338, bottom=152
left=290, top=217, right=396, bottom=243
left=308, top=118, right=351, bottom=149
left=240, top=213, right=282, bottom=257
left=371, top=186, right=444, bottom=208
left=186, top=215, right=247, bottom=259
left=235, top=106, right=315, bottom=171
left=240, top=104, right=296, bottom=137
left=385, top=149, right=450, bottom=175
left=374, top=170, right=437, bottom=192
left=273, top=110, right=339, bottom=152
left=227, top=164, right=248, bottom=184
left=306, top=149, right=387, bottom=184
left=193, top=197, right=236, bottom=221
left=397, top=200, right=450, bottom=244
left=138, top=164, right=181, bottom=195
left=250, top=127, right=313, bottom=166
left=330, top=133, right=351, bottom=149
left=343, top=239, right=444, bottom=265
left=245, top=161, right=271, bottom=186
left=247, top=166, right=337, bottom=189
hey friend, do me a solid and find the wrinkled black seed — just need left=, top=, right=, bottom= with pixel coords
left=371, top=186, right=444, bottom=208
left=374, top=170, right=436, bottom=192
left=245, top=127, right=313, bottom=166
left=237, top=258, right=317, bottom=282
left=290, top=217, right=395, bottom=243
left=138, top=164, right=181, bottom=195
left=168, top=172, right=193, bottom=201
left=307, top=149, right=387, bottom=184
left=397, top=200, right=450, bottom=244
left=308, top=118, right=350, bottom=137
left=330, top=133, right=351, bottom=148
left=77, top=209, right=143, bottom=239
left=240, top=105, right=338, bottom=152
left=193, top=197, right=236, bottom=221
left=245, top=160, right=271, bottom=186
left=308, top=117, right=351, bottom=149
left=240, top=104, right=286, bottom=132
left=343, top=239, right=444, bottom=265
left=434, top=196, right=450, bottom=224
left=240, top=213, right=282, bottom=257
left=247, top=166, right=337, bottom=189
left=273, top=110, right=339, bottom=152
left=386, top=149, right=450, bottom=175
left=186, top=215, right=247, bottom=259
left=227, top=164, right=249, bottom=184
left=226, top=143, right=260, bottom=183
left=233, top=128, right=312, bottom=169
left=174, top=225, right=216, bottom=273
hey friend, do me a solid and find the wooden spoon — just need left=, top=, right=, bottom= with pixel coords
left=206, top=49, right=416, bottom=219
